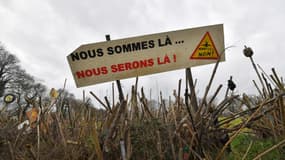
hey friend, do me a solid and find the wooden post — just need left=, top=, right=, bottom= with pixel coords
left=106, top=35, right=124, bottom=102
left=186, top=68, right=198, bottom=112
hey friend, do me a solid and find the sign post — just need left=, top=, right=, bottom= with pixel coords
left=67, top=24, right=225, bottom=87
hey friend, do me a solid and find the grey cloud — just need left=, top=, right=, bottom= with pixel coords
left=0, top=0, right=285, bottom=103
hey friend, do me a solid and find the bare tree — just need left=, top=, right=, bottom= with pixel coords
left=0, top=44, right=20, bottom=97
left=0, top=43, right=46, bottom=97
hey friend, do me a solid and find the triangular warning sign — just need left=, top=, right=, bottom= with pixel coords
left=190, top=32, right=219, bottom=60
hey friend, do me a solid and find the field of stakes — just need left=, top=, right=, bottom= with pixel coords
left=1, top=47, right=285, bottom=160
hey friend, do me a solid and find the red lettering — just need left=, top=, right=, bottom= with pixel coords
left=148, top=58, right=154, bottom=66
left=76, top=71, right=85, bottom=79
left=165, top=55, right=170, bottom=63
left=111, top=64, right=118, bottom=72
left=85, top=69, right=92, bottom=77
left=92, top=68, right=100, bottom=75
left=132, top=61, right=139, bottom=69
left=140, top=59, right=147, bottom=67
left=111, top=58, right=154, bottom=73
left=101, top=66, right=108, bottom=74
left=118, top=63, right=125, bottom=72
left=76, top=66, right=108, bottom=78
left=125, top=62, right=132, bottom=70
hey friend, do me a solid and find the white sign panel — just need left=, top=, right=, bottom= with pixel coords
left=67, top=24, right=224, bottom=87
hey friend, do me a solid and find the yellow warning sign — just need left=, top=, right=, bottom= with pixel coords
left=190, top=32, right=219, bottom=60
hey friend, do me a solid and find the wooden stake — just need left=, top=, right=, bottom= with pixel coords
left=249, top=56, right=268, bottom=96
left=186, top=68, right=198, bottom=112
left=272, top=68, right=285, bottom=91
left=8, top=141, right=15, bottom=160
left=90, top=91, right=110, bottom=112
left=178, top=79, right=182, bottom=111
left=93, top=123, right=103, bottom=160
left=156, top=130, right=163, bottom=160
left=112, top=82, right=115, bottom=108
left=55, top=114, right=67, bottom=148
left=104, top=100, right=127, bottom=152
left=37, top=107, right=41, bottom=160
left=106, top=34, right=124, bottom=102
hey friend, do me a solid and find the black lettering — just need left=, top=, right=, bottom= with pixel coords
left=158, top=39, right=164, bottom=47
left=132, top=42, right=141, bottom=51
left=141, top=41, right=148, bottom=50
left=165, top=36, right=172, bottom=45
left=107, top=47, right=114, bottom=55
left=114, top=45, right=122, bottom=53
left=80, top=51, right=88, bottom=59
left=97, top=48, right=104, bottom=57
left=71, top=48, right=104, bottom=61
left=149, top=40, right=155, bottom=48
left=87, top=50, right=96, bottom=58
left=71, top=52, right=80, bottom=61
left=122, top=44, right=132, bottom=53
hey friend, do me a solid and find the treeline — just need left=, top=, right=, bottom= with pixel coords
left=0, top=42, right=81, bottom=105
left=0, top=42, right=48, bottom=98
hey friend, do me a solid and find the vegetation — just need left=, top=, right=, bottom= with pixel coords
left=1, top=44, right=285, bottom=159
left=0, top=42, right=46, bottom=98
left=228, top=134, right=285, bottom=160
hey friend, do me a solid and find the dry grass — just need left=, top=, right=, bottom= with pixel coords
left=1, top=49, right=285, bottom=159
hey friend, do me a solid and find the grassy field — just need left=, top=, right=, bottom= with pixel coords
left=226, top=133, right=285, bottom=160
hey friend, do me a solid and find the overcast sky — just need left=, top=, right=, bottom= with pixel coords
left=0, top=0, right=284, bottom=105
